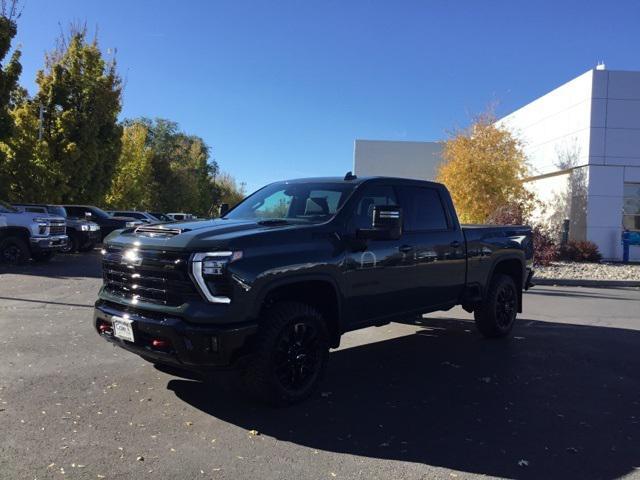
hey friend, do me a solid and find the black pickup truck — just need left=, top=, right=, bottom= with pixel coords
left=94, top=174, right=534, bottom=405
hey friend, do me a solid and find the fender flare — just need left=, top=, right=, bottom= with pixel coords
left=486, top=252, right=527, bottom=312
left=251, top=272, right=344, bottom=330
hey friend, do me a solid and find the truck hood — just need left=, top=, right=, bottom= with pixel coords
left=104, top=218, right=308, bottom=250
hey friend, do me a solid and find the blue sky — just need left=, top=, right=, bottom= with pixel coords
left=15, top=0, right=640, bottom=193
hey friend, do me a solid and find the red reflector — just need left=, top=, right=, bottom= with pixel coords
left=152, top=339, right=170, bottom=349
left=98, top=322, right=112, bottom=333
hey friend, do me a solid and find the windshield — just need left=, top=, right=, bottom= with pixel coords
left=90, top=207, right=112, bottom=219
left=47, top=206, right=67, bottom=217
left=0, top=200, right=17, bottom=213
left=225, top=181, right=355, bottom=223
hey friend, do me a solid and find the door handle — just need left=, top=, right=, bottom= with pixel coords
left=450, top=241, right=461, bottom=248
left=399, top=245, right=414, bottom=253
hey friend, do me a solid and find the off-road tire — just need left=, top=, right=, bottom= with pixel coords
left=61, top=233, right=80, bottom=253
left=0, top=236, right=30, bottom=265
left=243, top=302, right=329, bottom=406
left=474, top=273, right=518, bottom=338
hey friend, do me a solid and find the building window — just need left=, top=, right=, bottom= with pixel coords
left=623, top=183, right=640, bottom=231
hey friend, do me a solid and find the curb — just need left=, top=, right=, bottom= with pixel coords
left=533, top=278, right=640, bottom=288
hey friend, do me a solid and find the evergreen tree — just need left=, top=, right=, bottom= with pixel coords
left=2, top=26, right=122, bottom=203
left=0, top=1, right=22, bottom=198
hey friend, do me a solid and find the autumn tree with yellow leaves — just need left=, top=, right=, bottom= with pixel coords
left=436, top=115, right=533, bottom=224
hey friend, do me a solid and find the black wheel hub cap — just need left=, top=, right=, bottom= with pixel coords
left=496, top=284, right=517, bottom=328
left=2, top=245, right=20, bottom=262
left=274, top=322, right=320, bottom=391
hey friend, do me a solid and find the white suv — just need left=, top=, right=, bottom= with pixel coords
left=0, top=200, right=68, bottom=263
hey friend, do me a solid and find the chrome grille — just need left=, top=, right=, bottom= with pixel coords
left=134, top=225, right=185, bottom=237
left=102, top=247, right=198, bottom=306
left=49, top=222, right=66, bottom=235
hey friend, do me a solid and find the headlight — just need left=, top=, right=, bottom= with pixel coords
left=90, top=224, right=100, bottom=231
left=190, top=251, right=242, bottom=303
left=34, top=217, right=49, bottom=235
left=80, top=224, right=90, bottom=231
left=125, top=221, right=137, bottom=228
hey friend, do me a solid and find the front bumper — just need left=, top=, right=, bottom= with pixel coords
left=94, top=301, right=258, bottom=370
left=30, top=235, right=68, bottom=252
left=78, top=230, right=101, bottom=245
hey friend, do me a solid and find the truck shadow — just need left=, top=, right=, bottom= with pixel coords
left=168, top=317, right=640, bottom=480
left=0, top=249, right=103, bottom=279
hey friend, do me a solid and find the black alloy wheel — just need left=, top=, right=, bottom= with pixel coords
left=243, top=302, right=329, bottom=406
left=273, top=321, right=323, bottom=393
left=474, top=273, right=518, bottom=338
left=495, top=282, right=517, bottom=328
left=0, top=237, right=30, bottom=265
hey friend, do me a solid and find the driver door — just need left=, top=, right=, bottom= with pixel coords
left=342, top=185, right=417, bottom=326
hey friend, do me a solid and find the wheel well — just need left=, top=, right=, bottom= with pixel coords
left=260, top=280, right=341, bottom=348
left=0, top=227, right=30, bottom=242
left=491, top=259, right=523, bottom=312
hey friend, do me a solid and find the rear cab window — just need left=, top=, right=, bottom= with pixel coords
left=396, top=186, right=450, bottom=231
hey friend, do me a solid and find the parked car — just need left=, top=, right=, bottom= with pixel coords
left=165, top=212, right=193, bottom=221
left=63, top=205, right=142, bottom=241
left=12, top=203, right=101, bottom=253
left=107, top=211, right=160, bottom=224
left=149, top=212, right=171, bottom=222
left=94, top=174, right=534, bottom=405
left=0, top=200, right=68, bottom=263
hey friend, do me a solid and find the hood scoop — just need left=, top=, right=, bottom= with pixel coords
left=134, top=225, right=188, bottom=238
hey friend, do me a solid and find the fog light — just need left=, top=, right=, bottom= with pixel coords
left=98, top=321, right=112, bottom=334
left=151, top=339, right=170, bottom=349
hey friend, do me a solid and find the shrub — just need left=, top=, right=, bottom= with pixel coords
left=486, top=202, right=525, bottom=225
left=559, top=240, right=602, bottom=263
left=487, top=202, right=558, bottom=266
left=532, top=227, right=559, bottom=266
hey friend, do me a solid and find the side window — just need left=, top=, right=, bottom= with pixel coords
left=26, top=207, right=46, bottom=213
left=352, top=185, right=398, bottom=230
left=397, top=186, right=449, bottom=231
left=65, top=207, right=80, bottom=217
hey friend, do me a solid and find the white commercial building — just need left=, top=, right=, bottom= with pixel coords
left=353, top=67, right=640, bottom=261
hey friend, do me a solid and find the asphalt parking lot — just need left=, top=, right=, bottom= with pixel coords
left=1, top=253, right=639, bottom=480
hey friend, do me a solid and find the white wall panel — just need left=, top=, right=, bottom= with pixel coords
left=586, top=195, right=624, bottom=228
left=624, top=167, right=640, bottom=182
left=607, top=71, right=640, bottom=100
left=587, top=165, right=624, bottom=196
left=604, top=129, right=640, bottom=159
left=605, top=99, right=640, bottom=129
left=586, top=226, right=623, bottom=260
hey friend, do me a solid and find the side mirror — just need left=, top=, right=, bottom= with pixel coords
left=219, top=203, right=230, bottom=217
left=356, top=205, right=403, bottom=241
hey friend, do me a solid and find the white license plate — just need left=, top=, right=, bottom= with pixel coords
left=113, top=316, right=135, bottom=342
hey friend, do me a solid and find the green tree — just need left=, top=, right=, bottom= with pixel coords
left=39, top=27, right=122, bottom=203
left=212, top=171, right=245, bottom=214
left=0, top=1, right=22, bottom=198
left=104, top=122, right=153, bottom=209
left=436, top=115, right=533, bottom=224
left=113, top=118, right=220, bottom=216
left=2, top=26, right=122, bottom=203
